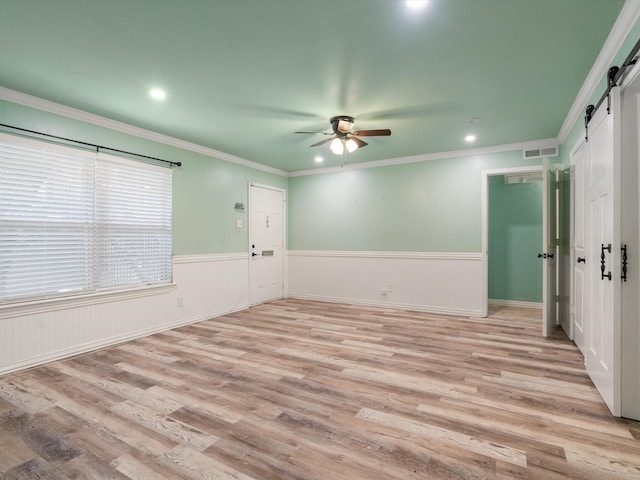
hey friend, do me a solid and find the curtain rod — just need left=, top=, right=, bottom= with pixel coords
left=585, top=36, right=640, bottom=135
left=0, top=123, right=182, bottom=167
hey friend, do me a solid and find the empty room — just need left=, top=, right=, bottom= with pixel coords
left=1, top=1, right=640, bottom=478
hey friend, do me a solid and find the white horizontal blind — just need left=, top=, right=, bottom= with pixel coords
left=0, top=138, right=95, bottom=301
left=0, top=134, right=172, bottom=304
left=96, top=155, right=172, bottom=289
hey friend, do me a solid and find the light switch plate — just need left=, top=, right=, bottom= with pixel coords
left=236, top=219, right=243, bottom=228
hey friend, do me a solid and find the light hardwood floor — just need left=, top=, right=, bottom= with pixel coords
left=1, top=299, right=639, bottom=479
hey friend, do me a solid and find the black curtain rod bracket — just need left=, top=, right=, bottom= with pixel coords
left=0, top=123, right=181, bottom=167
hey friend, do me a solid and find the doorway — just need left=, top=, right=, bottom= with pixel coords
left=487, top=173, right=543, bottom=308
left=481, top=165, right=560, bottom=336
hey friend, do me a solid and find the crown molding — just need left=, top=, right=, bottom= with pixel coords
left=0, top=86, right=288, bottom=177
left=557, top=0, right=640, bottom=143
left=288, top=138, right=558, bottom=177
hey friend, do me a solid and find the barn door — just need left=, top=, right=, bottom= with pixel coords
left=583, top=87, right=621, bottom=416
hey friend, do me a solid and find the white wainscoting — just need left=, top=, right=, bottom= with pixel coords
left=0, top=253, right=249, bottom=375
left=287, top=250, right=484, bottom=317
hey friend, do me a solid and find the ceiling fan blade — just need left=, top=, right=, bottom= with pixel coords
left=295, top=131, right=333, bottom=135
left=349, top=136, right=368, bottom=148
left=353, top=129, right=392, bottom=137
left=309, top=137, right=335, bottom=147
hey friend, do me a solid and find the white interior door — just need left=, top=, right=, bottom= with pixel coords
left=620, top=71, right=640, bottom=421
left=571, top=142, right=587, bottom=352
left=249, top=183, right=285, bottom=305
left=583, top=88, right=621, bottom=416
left=541, top=158, right=558, bottom=337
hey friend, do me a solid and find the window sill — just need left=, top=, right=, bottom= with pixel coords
left=0, top=283, right=177, bottom=320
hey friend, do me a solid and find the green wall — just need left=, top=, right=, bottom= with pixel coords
left=288, top=151, right=542, bottom=252
left=488, top=179, right=543, bottom=303
left=0, top=100, right=287, bottom=255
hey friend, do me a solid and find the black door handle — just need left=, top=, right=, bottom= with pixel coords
left=538, top=253, right=546, bottom=259
left=601, top=243, right=612, bottom=281
left=251, top=252, right=259, bottom=257
left=577, top=257, right=586, bottom=263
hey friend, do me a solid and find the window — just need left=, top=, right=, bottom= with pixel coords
left=0, top=134, right=173, bottom=304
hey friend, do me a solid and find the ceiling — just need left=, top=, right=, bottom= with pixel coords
left=0, top=0, right=626, bottom=172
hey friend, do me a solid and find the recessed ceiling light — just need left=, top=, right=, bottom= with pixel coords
left=314, top=156, right=323, bottom=163
left=149, top=88, right=167, bottom=101
left=406, top=0, right=428, bottom=10
left=465, top=134, right=477, bottom=143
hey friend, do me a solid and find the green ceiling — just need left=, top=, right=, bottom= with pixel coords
left=0, top=0, right=626, bottom=172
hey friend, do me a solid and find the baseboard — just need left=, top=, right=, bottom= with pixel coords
left=288, top=293, right=482, bottom=317
left=0, top=303, right=249, bottom=376
left=489, top=299, right=543, bottom=309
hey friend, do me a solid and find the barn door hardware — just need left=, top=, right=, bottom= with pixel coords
left=584, top=104, right=595, bottom=142
left=601, top=243, right=612, bottom=281
left=606, top=66, right=620, bottom=114
left=621, top=244, right=628, bottom=282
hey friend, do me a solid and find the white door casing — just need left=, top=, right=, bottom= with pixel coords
left=480, top=166, right=544, bottom=318
left=542, top=158, right=558, bottom=337
left=248, top=183, right=285, bottom=306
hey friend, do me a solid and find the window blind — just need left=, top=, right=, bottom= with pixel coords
left=95, top=155, right=173, bottom=289
left=0, top=134, right=172, bottom=304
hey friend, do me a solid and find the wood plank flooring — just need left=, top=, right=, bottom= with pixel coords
left=1, top=299, right=639, bottom=479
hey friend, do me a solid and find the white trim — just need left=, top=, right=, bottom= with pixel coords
left=620, top=53, right=640, bottom=91
left=0, top=304, right=247, bottom=376
left=0, top=283, right=176, bottom=320
left=0, top=86, right=288, bottom=177
left=287, top=250, right=482, bottom=261
left=288, top=293, right=482, bottom=318
left=290, top=138, right=557, bottom=177
left=489, top=299, right=543, bottom=310
left=173, top=253, right=248, bottom=264
left=557, top=0, right=640, bottom=144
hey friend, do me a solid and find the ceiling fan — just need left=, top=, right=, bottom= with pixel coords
left=295, top=115, right=391, bottom=155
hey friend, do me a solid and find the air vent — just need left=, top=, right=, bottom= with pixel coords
left=523, top=146, right=558, bottom=160
left=505, top=173, right=543, bottom=184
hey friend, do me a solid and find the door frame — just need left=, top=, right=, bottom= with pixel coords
left=247, top=182, right=287, bottom=306
left=480, top=165, right=544, bottom=317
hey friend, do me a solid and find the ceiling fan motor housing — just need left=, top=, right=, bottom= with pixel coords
left=330, top=115, right=354, bottom=135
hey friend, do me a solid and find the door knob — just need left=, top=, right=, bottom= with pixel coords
left=251, top=252, right=259, bottom=257
left=577, top=257, right=586, bottom=263
left=537, top=253, right=546, bottom=259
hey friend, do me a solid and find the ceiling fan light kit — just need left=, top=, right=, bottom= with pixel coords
left=296, top=115, right=392, bottom=157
